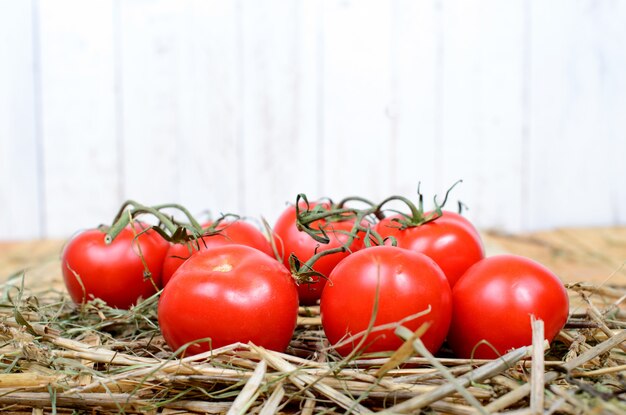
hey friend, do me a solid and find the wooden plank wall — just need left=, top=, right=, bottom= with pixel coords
left=1, top=0, right=626, bottom=240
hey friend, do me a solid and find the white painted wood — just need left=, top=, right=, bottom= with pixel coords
left=528, top=0, right=626, bottom=230
left=439, top=0, right=526, bottom=232
left=600, top=2, right=626, bottom=225
left=118, top=0, right=184, bottom=209
left=0, top=0, right=41, bottom=239
left=240, top=0, right=321, bottom=225
left=38, top=0, right=120, bottom=236
left=118, top=0, right=243, bottom=222
left=174, top=0, right=243, bottom=221
left=1, top=0, right=626, bottom=239
left=320, top=0, right=394, bottom=205
left=386, top=0, right=442, bottom=213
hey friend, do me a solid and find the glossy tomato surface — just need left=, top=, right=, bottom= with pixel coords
left=375, top=211, right=484, bottom=287
left=273, top=203, right=365, bottom=305
left=447, top=254, right=569, bottom=359
left=320, top=246, right=452, bottom=356
left=161, top=220, right=274, bottom=286
left=61, top=226, right=167, bottom=309
left=158, top=245, right=299, bottom=355
left=208, top=220, right=274, bottom=256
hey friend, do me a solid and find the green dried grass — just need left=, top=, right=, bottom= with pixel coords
left=0, top=274, right=624, bottom=414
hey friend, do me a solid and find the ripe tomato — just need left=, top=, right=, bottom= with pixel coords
left=61, top=225, right=168, bottom=309
left=158, top=245, right=299, bottom=355
left=320, top=246, right=452, bottom=356
left=375, top=210, right=484, bottom=287
left=447, top=254, right=569, bottom=359
left=273, top=203, right=365, bottom=305
left=161, top=219, right=274, bottom=286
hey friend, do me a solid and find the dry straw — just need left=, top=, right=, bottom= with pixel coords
left=0, top=276, right=624, bottom=414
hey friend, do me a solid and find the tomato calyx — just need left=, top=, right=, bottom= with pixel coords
left=294, top=194, right=358, bottom=243
left=294, top=194, right=384, bottom=243
left=284, top=194, right=374, bottom=286
left=377, top=180, right=463, bottom=230
left=200, top=213, right=243, bottom=236
left=104, top=200, right=205, bottom=246
left=104, top=201, right=256, bottom=248
left=288, top=253, right=327, bottom=285
left=281, top=182, right=466, bottom=290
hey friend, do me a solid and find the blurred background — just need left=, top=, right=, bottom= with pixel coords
left=1, top=0, right=625, bottom=240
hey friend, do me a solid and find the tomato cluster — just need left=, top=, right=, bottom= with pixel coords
left=61, top=190, right=569, bottom=359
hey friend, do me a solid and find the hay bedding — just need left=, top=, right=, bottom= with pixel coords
left=0, top=277, right=624, bottom=415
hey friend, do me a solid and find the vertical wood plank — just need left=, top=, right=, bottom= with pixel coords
left=120, top=0, right=243, bottom=220
left=240, top=0, right=321, bottom=224
left=603, top=2, right=626, bottom=225
left=388, top=0, right=442, bottom=208
left=440, top=0, right=526, bottom=231
left=0, top=0, right=41, bottom=239
left=118, top=0, right=184, bottom=207
left=320, top=0, right=393, bottom=204
left=176, top=0, right=242, bottom=219
left=2, top=0, right=626, bottom=239
left=39, top=0, right=120, bottom=237
left=528, top=0, right=626, bottom=230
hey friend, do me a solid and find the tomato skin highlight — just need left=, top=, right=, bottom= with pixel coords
left=158, top=245, right=299, bottom=355
left=61, top=226, right=166, bottom=309
left=207, top=220, right=274, bottom=257
left=161, top=220, right=274, bottom=286
left=320, top=245, right=452, bottom=356
left=447, top=254, right=569, bottom=359
left=375, top=211, right=484, bottom=288
left=273, top=203, right=365, bottom=305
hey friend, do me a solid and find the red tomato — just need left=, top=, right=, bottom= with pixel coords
left=447, top=254, right=569, bottom=359
left=61, top=226, right=167, bottom=309
left=375, top=210, right=484, bottom=287
left=161, top=243, right=198, bottom=286
left=161, top=220, right=274, bottom=286
left=158, top=245, right=299, bottom=355
left=208, top=220, right=274, bottom=257
left=320, top=246, right=452, bottom=356
left=273, top=203, right=365, bottom=305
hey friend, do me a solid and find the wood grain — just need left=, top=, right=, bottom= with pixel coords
left=484, top=227, right=626, bottom=285
left=0, top=239, right=64, bottom=291
left=1, top=1, right=626, bottom=239
left=2, top=227, right=624, bottom=295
